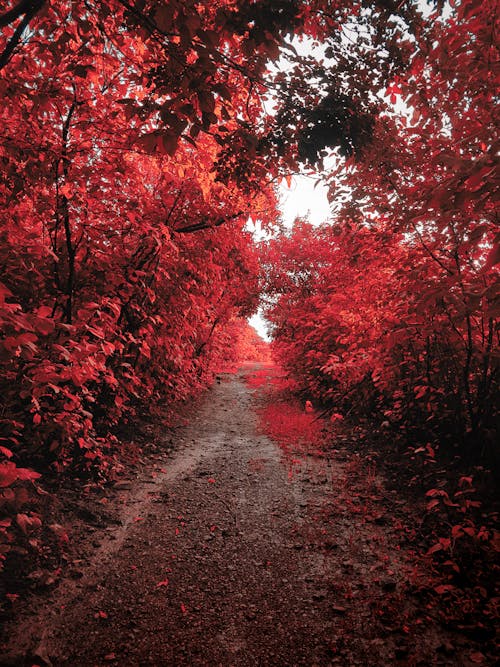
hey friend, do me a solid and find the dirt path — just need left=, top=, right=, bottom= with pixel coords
left=1, top=367, right=482, bottom=666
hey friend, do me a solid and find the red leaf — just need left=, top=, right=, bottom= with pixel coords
left=16, top=512, right=42, bottom=535
left=34, top=317, right=55, bottom=336
left=484, top=243, right=500, bottom=270
left=156, top=579, right=169, bottom=587
left=433, top=584, right=455, bottom=595
left=59, top=183, right=73, bottom=198
left=426, top=542, right=443, bottom=555
left=426, top=499, right=440, bottom=511
left=470, top=651, right=485, bottom=663
left=49, top=523, right=70, bottom=544
left=464, top=166, right=495, bottom=191
left=0, top=462, right=40, bottom=487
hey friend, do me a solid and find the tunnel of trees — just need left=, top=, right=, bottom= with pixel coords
left=0, top=0, right=498, bottom=596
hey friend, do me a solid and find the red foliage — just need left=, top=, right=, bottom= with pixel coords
left=263, top=1, right=499, bottom=461
left=0, top=0, right=497, bottom=603
left=216, top=320, right=271, bottom=373
left=0, top=1, right=288, bottom=477
left=0, top=0, right=289, bottom=570
left=258, top=2, right=499, bottom=621
left=246, top=369, right=274, bottom=389
left=245, top=365, right=324, bottom=459
left=260, top=402, right=323, bottom=458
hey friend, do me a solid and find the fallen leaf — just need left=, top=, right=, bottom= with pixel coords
left=49, top=523, right=69, bottom=544
left=331, top=605, right=347, bottom=614
left=433, top=584, right=455, bottom=595
left=156, top=579, right=169, bottom=587
left=16, top=512, right=42, bottom=535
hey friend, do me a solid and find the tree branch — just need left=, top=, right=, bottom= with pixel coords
left=0, top=0, right=35, bottom=27
left=60, top=98, right=78, bottom=323
left=0, top=0, right=45, bottom=71
left=173, top=211, right=243, bottom=234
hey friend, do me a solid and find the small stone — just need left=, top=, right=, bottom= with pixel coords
left=331, top=605, right=347, bottom=614
left=312, top=590, right=328, bottom=601
left=113, top=481, right=133, bottom=491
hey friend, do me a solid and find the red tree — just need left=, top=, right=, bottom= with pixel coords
left=263, top=0, right=498, bottom=457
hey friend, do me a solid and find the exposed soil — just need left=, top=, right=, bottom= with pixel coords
left=1, top=365, right=496, bottom=666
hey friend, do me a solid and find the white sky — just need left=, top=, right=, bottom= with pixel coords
left=279, top=174, right=331, bottom=227
left=248, top=175, right=330, bottom=340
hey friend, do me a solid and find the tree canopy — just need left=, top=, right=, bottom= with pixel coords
left=0, top=0, right=498, bottom=572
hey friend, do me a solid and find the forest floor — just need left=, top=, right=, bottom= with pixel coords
left=1, top=364, right=497, bottom=666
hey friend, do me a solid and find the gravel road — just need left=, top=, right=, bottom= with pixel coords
left=1, top=367, right=474, bottom=666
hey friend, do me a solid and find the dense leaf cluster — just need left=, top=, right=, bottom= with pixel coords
left=264, top=0, right=498, bottom=464
left=0, top=0, right=497, bottom=587
left=0, top=0, right=285, bottom=569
